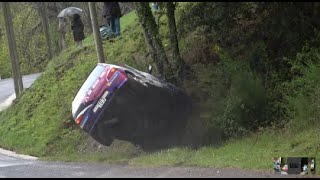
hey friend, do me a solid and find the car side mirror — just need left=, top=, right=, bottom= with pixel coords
left=148, top=65, right=153, bottom=74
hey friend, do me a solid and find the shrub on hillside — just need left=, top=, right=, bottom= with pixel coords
left=188, top=49, right=267, bottom=138
left=281, top=40, right=320, bottom=131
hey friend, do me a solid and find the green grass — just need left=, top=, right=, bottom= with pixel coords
left=101, top=11, right=148, bottom=70
left=0, top=45, right=97, bottom=156
left=0, top=11, right=147, bottom=159
left=121, top=11, right=138, bottom=33
left=42, top=140, right=143, bottom=163
left=130, top=127, right=320, bottom=174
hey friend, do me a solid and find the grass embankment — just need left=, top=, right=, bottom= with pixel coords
left=0, top=11, right=145, bottom=162
left=130, top=128, right=320, bottom=172
left=0, top=10, right=319, bottom=174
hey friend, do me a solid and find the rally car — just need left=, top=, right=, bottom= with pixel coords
left=71, top=63, right=192, bottom=148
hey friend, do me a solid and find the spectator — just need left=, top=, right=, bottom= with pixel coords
left=103, top=2, right=122, bottom=37
left=152, top=2, right=159, bottom=11
left=71, top=14, right=85, bottom=48
left=311, top=159, right=315, bottom=174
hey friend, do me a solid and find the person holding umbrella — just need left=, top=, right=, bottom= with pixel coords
left=71, top=14, right=85, bottom=48
left=57, top=7, right=85, bottom=48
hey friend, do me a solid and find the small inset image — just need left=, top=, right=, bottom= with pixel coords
left=279, top=157, right=288, bottom=175
left=281, top=164, right=288, bottom=175
left=272, top=157, right=282, bottom=173
left=310, top=158, right=315, bottom=175
left=300, top=157, right=316, bottom=175
left=273, top=157, right=316, bottom=175
left=300, top=157, right=307, bottom=175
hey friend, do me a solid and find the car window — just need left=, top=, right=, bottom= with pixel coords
left=72, top=65, right=105, bottom=116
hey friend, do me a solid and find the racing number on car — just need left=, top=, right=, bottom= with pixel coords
left=93, top=91, right=109, bottom=113
left=97, top=98, right=106, bottom=109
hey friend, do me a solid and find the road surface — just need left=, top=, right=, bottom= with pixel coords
left=0, top=153, right=307, bottom=178
left=0, top=73, right=315, bottom=178
left=0, top=73, right=41, bottom=111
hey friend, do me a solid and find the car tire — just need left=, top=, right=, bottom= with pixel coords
left=90, top=122, right=114, bottom=146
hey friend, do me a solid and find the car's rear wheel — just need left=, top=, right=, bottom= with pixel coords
left=90, top=120, right=114, bottom=146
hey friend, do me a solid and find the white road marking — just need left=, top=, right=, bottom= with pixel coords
left=0, top=148, right=38, bottom=160
left=0, top=93, right=16, bottom=111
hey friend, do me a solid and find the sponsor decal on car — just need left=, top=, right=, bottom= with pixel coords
left=92, top=78, right=100, bottom=89
left=87, top=89, right=92, bottom=96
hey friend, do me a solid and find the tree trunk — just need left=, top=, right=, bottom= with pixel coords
left=134, top=2, right=171, bottom=78
left=166, top=2, right=186, bottom=79
left=137, top=8, right=158, bottom=71
left=62, top=2, right=73, bottom=9
left=52, top=2, right=59, bottom=15
left=2, top=2, right=24, bottom=96
left=52, top=2, right=62, bottom=53
left=40, top=2, right=53, bottom=60
left=80, top=2, right=93, bottom=33
left=59, top=33, right=66, bottom=50
left=89, top=2, right=105, bottom=63
left=142, top=25, right=158, bottom=66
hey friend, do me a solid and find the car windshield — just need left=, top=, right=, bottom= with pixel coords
left=72, top=65, right=105, bottom=117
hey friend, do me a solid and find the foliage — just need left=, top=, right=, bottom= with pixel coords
left=0, top=3, right=51, bottom=78
left=0, top=2, right=98, bottom=78
left=135, top=2, right=172, bottom=78
left=187, top=48, right=267, bottom=138
left=281, top=36, right=320, bottom=131
left=0, top=36, right=11, bottom=78
left=177, top=2, right=320, bottom=134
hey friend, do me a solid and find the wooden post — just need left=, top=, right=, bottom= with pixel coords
left=40, top=2, right=53, bottom=60
left=2, top=2, right=24, bottom=96
left=88, top=2, right=105, bottom=63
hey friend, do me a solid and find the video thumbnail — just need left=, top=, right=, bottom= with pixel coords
left=273, top=157, right=316, bottom=175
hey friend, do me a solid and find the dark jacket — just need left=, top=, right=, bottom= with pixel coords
left=103, top=2, right=121, bottom=18
left=71, top=14, right=85, bottom=41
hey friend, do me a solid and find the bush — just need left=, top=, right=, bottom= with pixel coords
left=180, top=26, right=219, bottom=65
left=282, top=42, right=320, bottom=131
left=176, top=2, right=320, bottom=128
left=189, top=49, right=267, bottom=138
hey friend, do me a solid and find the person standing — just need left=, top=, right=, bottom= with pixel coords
left=103, top=2, right=122, bottom=37
left=71, top=14, right=85, bottom=48
left=311, top=159, right=315, bottom=174
left=152, top=2, right=159, bottom=11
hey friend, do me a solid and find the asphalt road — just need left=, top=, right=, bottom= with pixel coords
left=0, top=73, right=41, bottom=105
left=0, top=73, right=316, bottom=178
left=0, top=153, right=307, bottom=178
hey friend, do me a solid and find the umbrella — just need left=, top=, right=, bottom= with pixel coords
left=57, top=7, right=83, bottom=18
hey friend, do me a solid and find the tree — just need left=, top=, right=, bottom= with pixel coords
left=88, top=2, right=105, bottom=63
left=48, top=2, right=64, bottom=53
left=80, top=2, right=92, bottom=33
left=134, top=2, right=171, bottom=79
left=2, top=2, right=24, bottom=97
left=165, top=2, right=187, bottom=80
left=39, top=2, right=53, bottom=60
